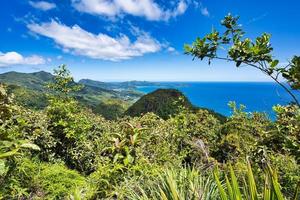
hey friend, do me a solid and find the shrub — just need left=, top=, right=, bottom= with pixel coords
left=0, top=158, right=88, bottom=200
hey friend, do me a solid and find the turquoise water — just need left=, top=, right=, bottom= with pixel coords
left=136, top=82, right=300, bottom=119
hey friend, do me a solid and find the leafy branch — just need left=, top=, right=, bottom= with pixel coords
left=184, top=14, right=300, bottom=106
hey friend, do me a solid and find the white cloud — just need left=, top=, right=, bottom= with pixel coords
left=27, top=21, right=162, bottom=61
left=29, top=1, right=56, bottom=11
left=72, top=0, right=188, bottom=21
left=0, top=52, right=45, bottom=67
left=56, top=55, right=63, bottom=60
left=167, top=47, right=175, bottom=52
left=166, top=46, right=179, bottom=55
left=192, top=0, right=209, bottom=17
left=200, top=7, right=209, bottom=17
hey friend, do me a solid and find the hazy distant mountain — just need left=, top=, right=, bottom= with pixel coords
left=78, top=79, right=157, bottom=90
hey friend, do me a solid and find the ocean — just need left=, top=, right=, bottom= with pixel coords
left=136, top=82, right=300, bottom=119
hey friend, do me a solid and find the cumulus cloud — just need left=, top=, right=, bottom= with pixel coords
left=72, top=0, right=188, bottom=21
left=29, top=1, right=56, bottom=11
left=27, top=21, right=162, bottom=61
left=0, top=52, right=45, bottom=67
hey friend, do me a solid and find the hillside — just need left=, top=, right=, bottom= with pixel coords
left=0, top=71, right=142, bottom=118
left=0, top=71, right=54, bottom=91
left=125, top=89, right=225, bottom=120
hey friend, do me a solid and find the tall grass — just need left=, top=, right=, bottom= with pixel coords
left=123, top=161, right=299, bottom=200
left=125, top=167, right=219, bottom=200
left=213, top=161, right=299, bottom=200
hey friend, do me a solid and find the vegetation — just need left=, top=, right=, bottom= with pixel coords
left=213, top=160, right=299, bottom=200
left=0, top=14, right=299, bottom=200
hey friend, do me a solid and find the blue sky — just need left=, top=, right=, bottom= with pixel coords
left=0, top=0, right=299, bottom=81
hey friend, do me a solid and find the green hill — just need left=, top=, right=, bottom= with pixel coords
left=125, top=89, right=226, bottom=121
left=125, top=89, right=194, bottom=119
left=0, top=71, right=53, bottom=91
left=0, top=71, right=142, bottom=119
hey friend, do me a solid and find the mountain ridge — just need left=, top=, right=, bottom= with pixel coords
left=0, top=71, right=142, bottom=119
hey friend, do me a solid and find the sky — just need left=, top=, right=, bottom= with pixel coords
left=0, top=0, right=300, bottom=81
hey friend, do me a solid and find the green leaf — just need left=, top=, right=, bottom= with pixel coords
left=246, top=161, right=258, bottom=200
left=229, top=164, right=242, bottom=200
left=213, top=167, right=228, bottom=200
left=0, top=149, right=20, bottom=159
left=0, top=159, right=7, bottom=176
left=270, top=60, right=279, bottom=68
left=266, top=164, right=285, bottom=200
left=20, top=143, right=40, bottom=151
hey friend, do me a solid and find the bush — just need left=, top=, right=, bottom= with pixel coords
left=0, top=158, right=87, bottom=199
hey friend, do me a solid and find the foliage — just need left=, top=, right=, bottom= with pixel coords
left=0, top=158, right=88, bottom=199
left=0, top=65, right=299, bottom=199
left=213, top=102, right=271, bottom=163
left=47, top=64, right=83, bottom=96
left=167, top=108, right=221, bottom=166
left=0, top=84, right=14, bottom=121
left=7, top=85, right=48, bottom=110
left=184, top=14, right=300, bottom=106
left=213, top=160, right=299, bottom=200
left=282, top=56, right=300, bottom=90
left=94, top=98, right=129, bottom=120
left=271, top=104, right=300, bottom=160
left=125, top=167, right=219, bottom=200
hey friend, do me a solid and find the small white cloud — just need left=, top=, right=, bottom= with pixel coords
left=56, top=55, right=63, bottom=60
left=175, top=0, right=188, bottom=15
left=0, top=52, right=45, bottom=67
left=29, top=1, right=56, bottom=11
left=167, top=47, right=176, bottom=52
left=167, top=46, right=179, bottom=55
left=200, top=7, right=209, bottom=17
left=28, top=20, right=162, bottom=61
left=192, top=0, right=210, bottom=17
left=72, top=0, right=188, bottom=21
